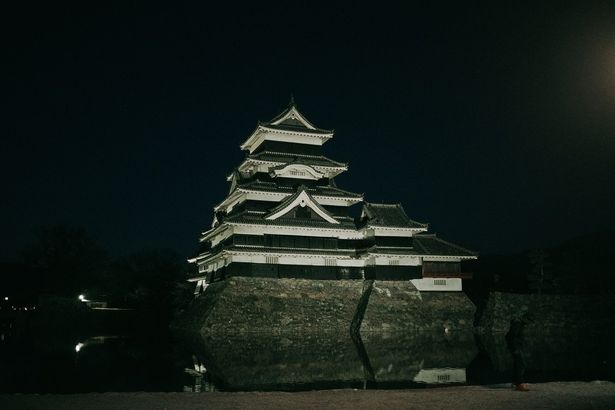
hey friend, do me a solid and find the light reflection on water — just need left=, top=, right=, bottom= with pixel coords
left=75, top=335, right=125, bottom=352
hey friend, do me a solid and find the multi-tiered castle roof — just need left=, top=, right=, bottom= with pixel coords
left=189, top=100, right=476, bottom=293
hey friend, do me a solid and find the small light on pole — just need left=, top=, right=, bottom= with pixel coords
left=78, top=294, right=85, bottom=302
left=3, top=297, right=7, bottom=301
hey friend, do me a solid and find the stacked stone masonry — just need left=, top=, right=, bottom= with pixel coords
left=177, top=277, right=476, bottom=336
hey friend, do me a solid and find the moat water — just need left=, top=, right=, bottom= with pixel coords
left=1, top=321, right=614, bottom=393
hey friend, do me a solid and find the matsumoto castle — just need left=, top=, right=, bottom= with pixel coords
left=189, top=100, right=476, bottom=293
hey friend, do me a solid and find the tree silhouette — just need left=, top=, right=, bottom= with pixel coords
left=104, top=248, right=188, bottom=327
left=19, top=225, right=108, bottom=296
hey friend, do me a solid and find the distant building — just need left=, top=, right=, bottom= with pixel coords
left=188, top=100, right=476, bottom=293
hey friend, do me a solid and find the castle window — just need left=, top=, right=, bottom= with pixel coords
left=290, top=169, right=306, bottom=177
left=309, top=237, right=324, bottom=249
left=295, top=236, right=309, bottom=248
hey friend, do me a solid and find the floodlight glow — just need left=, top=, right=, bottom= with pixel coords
left=75, top=343, right=85, bottom=352
left=78, top=294, right=85, bottom=301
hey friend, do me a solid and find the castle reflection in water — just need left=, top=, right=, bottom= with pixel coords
left=1, top=324, right=612, bottom=393
left=180, top=331, right=478, bottom=392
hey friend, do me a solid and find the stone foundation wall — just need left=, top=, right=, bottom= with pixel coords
left=360, top=281, right=476, bottom=333
left=476, top=291, right=615, bottom=334
left=175, top=277, right=477, bottom=336
left=178, top=277, right=364, bottom=335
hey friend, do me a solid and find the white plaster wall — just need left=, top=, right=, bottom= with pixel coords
left=231, top=224, right=365, bottom=239
left=373, top=255, right=421, bottom=266
left=413, top=368, right=466, bottom=384
left=230, top=253, right=363, bottom=267
left=410, top=278, right=462, bottom=291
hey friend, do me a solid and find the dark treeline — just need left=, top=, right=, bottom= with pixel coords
left=4, top=225, right=613, bottom=328
left=0, top=225, right=193, bottom=330
left=463, top=229, right=615, bottom=303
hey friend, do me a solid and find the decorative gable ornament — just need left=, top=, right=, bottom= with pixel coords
left=265, top=190, right=339, bottom=224
left=269, top=105, right=316, bottom=129
left=240, top=102, right=333, bottom=153
left=270, top=163, right=325, bottom=180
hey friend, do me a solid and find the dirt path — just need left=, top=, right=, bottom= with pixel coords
left=2, top=381, right=614, bottom=409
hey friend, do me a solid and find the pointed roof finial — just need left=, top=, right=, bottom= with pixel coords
left=289, top=93, right=296, bottom=107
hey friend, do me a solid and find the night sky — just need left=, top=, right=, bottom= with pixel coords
left=2, top=2, right=615, bottom=259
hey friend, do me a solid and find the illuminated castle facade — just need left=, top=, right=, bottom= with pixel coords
left=189, top=101, right=475, bottom=293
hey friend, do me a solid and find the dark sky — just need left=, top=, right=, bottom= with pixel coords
left=2, top=2, right=615, bottom=259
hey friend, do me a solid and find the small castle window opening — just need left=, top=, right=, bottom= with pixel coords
left=266, top=256, right=278, bottom=264
left=434, top=279, right=447, bottom=286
